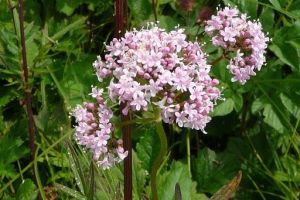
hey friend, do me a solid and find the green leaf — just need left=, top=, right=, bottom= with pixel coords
left=0, top=135, right=29, bottom=178
left=280, top=93, right=300, bottom=119
left=211, top=98, right=234, bottom=116
left=132, top=151, right=147, bottom=200
left=128, top=0, right=151, bottom=22
left=192, top=147, right=241, bottom=194
left=259, top=7, right=275, bottom=33
left=51, top=17, right=87, bottom=41
left=269, top=44, right=299, bottom=71
left=56, top=0, right=81, bottom=16
left=269, top=0, right=282, bottom=9
left=251, top=97, right=266, bottom=114
left=263, top=104, right=285, bottom=133
left=136, top=126, right=160, bottom=172
left=157, top=162, right=196, bottom=200
left=54, top=183, right=86, bottom=200
left=241, top=0, right=258, bottom=18
left=270, top=20, right=300, bottom=71
left=158, top=15, right=179, bottom=31
left=232, top=92, right=243, bottom=112
left=16, top=179, right=38, bottom=200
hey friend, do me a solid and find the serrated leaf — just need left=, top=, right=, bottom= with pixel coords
left=158, top=15, right=179, bottom=31
left=128, top=0, right=151, bottom=22
left=269, top=44, right=299, bottom=71
left=0, top=135, right=29, bottom=178
left=136, top=127, right=160, bottom=172
left=263, top=104, right=284, bottom=133
left=192, top=147, right=241, bottom=194
left=157, top=162, right=195, bottom=200
left=280, top=93, right=300, bottom=119
left=132, top=151, right=147, bottom=200
left=16, top=179, right=38, bottom=200
left=270, top=20, right=300, bottom=71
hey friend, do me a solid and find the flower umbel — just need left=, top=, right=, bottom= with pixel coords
left=205, top=7, right=269, bottom=84
left=70, top=87, right=127, bottom=169
left=93, top=24, right=220, bottom=132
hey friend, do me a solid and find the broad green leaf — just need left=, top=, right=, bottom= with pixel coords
left=132, top=151, right=147, bottom=200
left=211, top=98, right=234, bottom=116
left=136, top=126, right=160, bottom=172
left=259, top=7, right=275, bottom=33
left=263, top=104, right=284, bottom=133
left=192, top=147, right=241, bottom=194
left=128, top=0, right=151, bottom=22
left=157, top=161, right=196, bottom=200
left=192, top=148, right=218, bottom=193
left=56, top=0, right=81, bottom=16
left=232, top=92, right=243, bottom=112
left=0, top=135, right=29, bottom=178
left=240, top=0, right=258, bottom=18
left=269, top=44, right=299, bottom=71
left=16, top=179, right=38, bottom=200
left=280, top=93, right=300, bottom=119
left=158, top=15, right=179, bottom=31
left=251, top=97, right=266, bottom=114
left=269, top=0, right=281, bottom=9
left=270, top=20, right=300, bottom=71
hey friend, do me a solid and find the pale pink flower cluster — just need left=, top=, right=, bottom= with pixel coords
left=71, top=87, right=128, bottom=169
left=205, top=7, right=269, bottom=84
left=93, top=24, right=220, bottom=131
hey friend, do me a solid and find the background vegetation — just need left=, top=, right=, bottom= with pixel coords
left=0, top=0, right=299, bottom=199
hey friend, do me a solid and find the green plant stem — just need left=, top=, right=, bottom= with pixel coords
left=34, top=146, right=47, bottom=200
left=152, top=0, right=158, bottom=21
left=186, top=129, right=191, bottom=178
left=247, top=174, right=266, bottom=200
left=150, top=121, right=168, bottom=200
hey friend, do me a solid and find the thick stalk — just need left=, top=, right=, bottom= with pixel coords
left=150, top=121, right=168, bottom=200
left=114, top=0, right=131, bottom=199
left=18, top=0, right=36, bottom=164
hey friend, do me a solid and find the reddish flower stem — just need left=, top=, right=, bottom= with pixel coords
left=18, top=0, right=36, bottom=164
left=114, top=1, right=131, bottom=200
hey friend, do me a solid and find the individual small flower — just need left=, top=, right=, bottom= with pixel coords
left=70, top=87, right=127, bottom=169
left=93, top=24, right=221, bottom=132
left=205, top=6, right=269, bottom=84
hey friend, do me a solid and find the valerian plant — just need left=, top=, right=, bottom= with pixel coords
left=70, top=6, right=269, bottom=199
